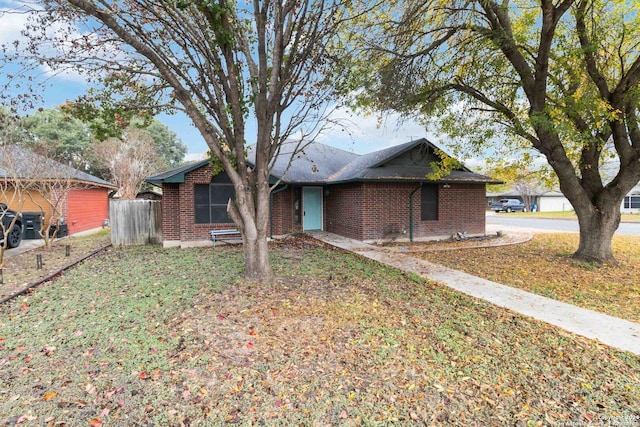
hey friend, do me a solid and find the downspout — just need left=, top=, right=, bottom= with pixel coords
left=409, top=183, right=422, bottom=242
left=270, top=184, right=289, bottom=239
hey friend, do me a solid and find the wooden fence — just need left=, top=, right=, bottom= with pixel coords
left=110, top=199, right=162, bottom=246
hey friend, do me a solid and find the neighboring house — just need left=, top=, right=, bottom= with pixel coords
left=490, top=185, right=640, bottom=214
left=146, top=138, right=500, bottom=247
left=0, top=146, right=117, bottom=235
left=622, top=183, right=640, bottom=213
left=487, top=189, right=574, bottom=212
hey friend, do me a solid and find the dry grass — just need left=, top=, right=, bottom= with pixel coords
left=418, top=233, right=640, bottom=323
left=0, top=229, right=111, bottom=300
left=0, top=236, right=639, bottom=426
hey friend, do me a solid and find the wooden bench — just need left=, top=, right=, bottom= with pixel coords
left=210, top=229, right=241, bottom=248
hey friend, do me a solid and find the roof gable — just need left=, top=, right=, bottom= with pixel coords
left=328, top=138, right=496, bottom=184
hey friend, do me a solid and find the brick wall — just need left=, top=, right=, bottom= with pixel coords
left=162, top=165, right=290, bottom=242
left=324, top=183, right=364, bottom=240
left=161, top=183, right=181, bottom=240
left=325, top=182, right=486, bottom=241
left=412, top=183, right=486, bottom=240
left=271, top=187, right=297, bottom=236
left=160, top=162, right=487, bottom=243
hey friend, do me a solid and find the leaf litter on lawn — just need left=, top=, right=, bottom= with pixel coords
left=420, top=233, right=640, bottom=323
left=0, top=229, right=112, bottom=300
left=0, top=235, right=638, bottom=426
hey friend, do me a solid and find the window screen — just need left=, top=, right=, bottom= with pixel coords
left=421, top=185, right=439, bottom=221
left=194, top=183, right=235, bottom=224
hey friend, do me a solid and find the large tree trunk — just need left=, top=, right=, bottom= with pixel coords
left=572, top=196, right=621, bottom=264
left=229, top=177, right=273, bottom=282
left=243, top=234, right=272, bottom=281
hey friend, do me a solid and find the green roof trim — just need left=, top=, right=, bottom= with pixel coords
left=145, top=159, right=211, bottom=185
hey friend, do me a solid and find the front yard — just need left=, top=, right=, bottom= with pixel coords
left=1, top=237, right=638, bottom=426
left=420, top=233, right=640, bottom=324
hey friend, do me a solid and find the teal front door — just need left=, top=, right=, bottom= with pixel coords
left=303, top=187, right=323, bottom=231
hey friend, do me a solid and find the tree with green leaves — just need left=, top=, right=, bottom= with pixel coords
left=338, top=0, right=640, bottom=263
left=21, top=107, right=93, bottom=170
left=140, top=120, right=186, bottom=168
left=14, top=0, right=344, bottom=280
left=14, top=106, right=186, bottom=176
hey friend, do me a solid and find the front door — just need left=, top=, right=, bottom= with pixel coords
left=303, top=187, right=323, bottom=231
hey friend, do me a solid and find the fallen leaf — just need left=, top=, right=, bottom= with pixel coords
left=43, top=392, right=57, bottom=401
left=16, top=414, right=37, bottom=424
left=88, top=419, right=102, bottom=427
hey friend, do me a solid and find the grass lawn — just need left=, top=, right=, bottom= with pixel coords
left=1, top=237, right=639, bottom=426
left=0, top=229, right=112, bottom=300
left=421, top=233, right=640, bottom=324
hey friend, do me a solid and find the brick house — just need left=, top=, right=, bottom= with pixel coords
left=146, top=139, right=499, bottom=247
left=0, top=146, right=117, bottom=236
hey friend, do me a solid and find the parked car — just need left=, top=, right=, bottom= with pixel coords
left=0, top=203, right=23, bottom=248
left=491, top=199, right=526, bottom=213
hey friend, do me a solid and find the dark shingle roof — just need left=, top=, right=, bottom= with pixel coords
left=247, top=141, right=359, bottom=184
left=0, top=145, right=116, bottom=188
left=146, top=139, right=499, bottom=185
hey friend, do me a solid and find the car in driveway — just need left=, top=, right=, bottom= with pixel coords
left=0, top=204, right=23, bottom=248
left=491, top=198, right=526, bottom=213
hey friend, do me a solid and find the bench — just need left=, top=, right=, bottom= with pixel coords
left=210, top=229, right=241, bottom=248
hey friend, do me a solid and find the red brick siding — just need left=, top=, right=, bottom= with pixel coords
left=325, top=182, right=486, bottom=241
left=324, top=183, right=364, bottom=240
left=162, top=165, right=272, bottom=242
left=160, top=160, right=486, bottom=242
left=412, top=184, right=486, bottom=239
left=66, top=188, right=110, bottom=234
left=161, top=183, right=181, bottom=240
left=271, top=187, right=297, bottom=236
left=185, top=166, right=236, bottom=241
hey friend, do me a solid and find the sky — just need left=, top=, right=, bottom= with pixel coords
left=0, top=1, right=474, bottom=167
left=0, top=60, right=435, bottom=161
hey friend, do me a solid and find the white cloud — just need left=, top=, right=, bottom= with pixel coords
left=0, top=2, right=115, bottom=84
left=318, top=106, right=435, bottom=154
left=184, top=152, right=208, bottom=162
left=0, top=3, right=32, bottom=47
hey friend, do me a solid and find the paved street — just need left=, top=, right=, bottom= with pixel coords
left=486, top=213, right=640, bottom=236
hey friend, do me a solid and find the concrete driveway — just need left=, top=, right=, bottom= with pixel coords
left=4, top=239, right=45, bottom=257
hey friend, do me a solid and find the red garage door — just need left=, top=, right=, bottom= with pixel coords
left=67, top=188, right=110, bottom=235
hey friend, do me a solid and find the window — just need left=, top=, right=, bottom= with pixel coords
left=421, top=184, right=438, bottom=221
left=194, top=179, right=235, bottom=224
left=624, top=195, right=640, bottom=209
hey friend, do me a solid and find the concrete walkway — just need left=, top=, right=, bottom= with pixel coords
left=310, top=231, right=640, bottom=356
